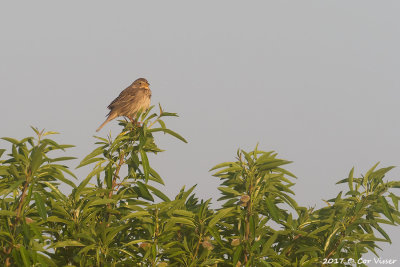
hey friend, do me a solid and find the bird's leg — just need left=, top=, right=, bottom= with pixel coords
left=132, top=116, right=143, bottom=127
left=125, top=116, right=137, bottom=130
left=128, top=116, right=136, bottom=124
left=130, top=117, right=143, bottom=127
left=127, top=116, right=143, bottom=127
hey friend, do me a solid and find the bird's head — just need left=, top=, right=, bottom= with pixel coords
left=132, top=78, right=150, bottom=89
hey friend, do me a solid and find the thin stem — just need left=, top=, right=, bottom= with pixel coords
left=152, top=208, right=159, bottom=267
left=15, top=168, right=32, bottom=223
left=192, top=224, right=204, bottom=261
left=147, top=113, right=162, bottom=129
left=15, top=181, right=29, bottom=221
left=244, top=172, right=253, bottom=264
left=108, top=152, right=125, bottom=199
left=6, top=169, right=32, bottom=266
left=324, top=231, right=345, bottom=262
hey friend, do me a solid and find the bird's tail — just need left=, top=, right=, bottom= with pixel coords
left=96, top=113, right=117, bottom=132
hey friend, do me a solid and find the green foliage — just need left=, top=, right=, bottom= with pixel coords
left=1, top=106, right=399, bottom=266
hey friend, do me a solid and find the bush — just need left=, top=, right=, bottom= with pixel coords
left=1, top=106, right=399, bottom=266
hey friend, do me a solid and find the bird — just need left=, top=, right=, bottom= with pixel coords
left=96, top=78, right=152, bottom=132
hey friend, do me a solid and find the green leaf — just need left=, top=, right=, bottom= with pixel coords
left=105, top=225, right=128, bottom=246
left=275, top=167, right=297, bottom=178
left=208, top=207, right=234, bottom=228
left=1, top=137, right=20, bottom=144
left=213, top=166, right=242, bottom=176
left=123, top=239, right=149, bottom=247
left=146, top=184, right=170, bottom=202
left=34, top=192, right=47, bottom=220
left=121, top=211, right=151, bottom=220
left=209, top=162, right=236, bottom=171
left=19, top=246, right=31, bottom=267
left=389, top=181, right=400, bottom=188
left=51, top=240, right=85, bottom=248
left=308, top=224, right=331, bottom=237
left=183, top=236, right=190, bottom=252
left=172, top=209, right=195, bottom=218
left=160, top=112, right=178, bottom=117
left=77, top=157, right=104, bottom=169
left=354, top=201, right=363, bottom=214
left=30, top=126, right=40, bottom=135
left=87, top=198, right=117, bottom=207
left=50, top=156, right=77, bottom=162
left=0, top=179, right=24, bottom=196
left=258, top=159, right=292, bottom=171
left=373, top=224, right=391, bottom=243
left=145, top=113, right=158, bottom=122
left=218, top=186, right=241, bottom=196
left=136, top=181, right=154, bottom=201
left=389, top=193, right=399, bottom=211
left=363, top=162, right=380, bottom=187
left=0, top=210, right=16, bottom=217
left=242, top=150, right=254, bottom=166
left=264, top=232, right=279, bottom=253
left=140, top=150, right=150, bottom=183
left=77, top=146, right=104, bottom=168
left=157, top=119, right=166, bottom=129
left=105, top=166, right=112, bottom=189
left=77, top=244, right=97, bottom=255
left=30, top=145, right=44, bottom=173
left=348, top=167, right=354, bottom=191
left=324, top=227, right=340, bottom=252
left=54, top=164, right=78, bottom=179
left=379, top=196, right=394, bottom=223
left=149, top=167, right=164, bottom=185
left=233, top=245, right=243, bottom=266
left=300, top=255, right=310, bottom=265
left=47, top=216, right=70, bottom=224
left=42, top=131, right=60, bottom=137
left=167, top=216, right=195, bottom=227
left=75, top=166, right=104, bottom=199
left=265, top=196, right=279, bottom=221
left=148, top=128, right=187, bottom=143
left=51, top=170, right=77, bottom=188
left=250, top=214, right=256, bottom=237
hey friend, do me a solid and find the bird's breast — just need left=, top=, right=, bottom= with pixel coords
left=131, top=90, right=151, bottom=115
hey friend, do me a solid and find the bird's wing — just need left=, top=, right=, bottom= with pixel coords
left=107, top=86, right=143, bottom=110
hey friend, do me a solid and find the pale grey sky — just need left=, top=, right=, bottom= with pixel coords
left=1, top=1, right=399, bottom=263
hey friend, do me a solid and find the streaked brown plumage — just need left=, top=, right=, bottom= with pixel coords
left=96, top=78, right=152, bottom=132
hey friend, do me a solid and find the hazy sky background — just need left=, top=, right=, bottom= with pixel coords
left=1, top=1, right=399, bottom=263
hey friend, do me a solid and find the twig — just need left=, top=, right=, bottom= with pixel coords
left=108, top=152, right=125, bottom=199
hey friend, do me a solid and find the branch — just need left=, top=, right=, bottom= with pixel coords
left=108, top=152, right=125, bottom=199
